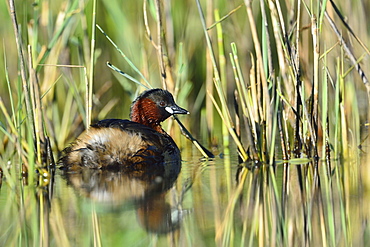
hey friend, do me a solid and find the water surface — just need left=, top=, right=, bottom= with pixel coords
left=1, top=148, right=369, bottom=246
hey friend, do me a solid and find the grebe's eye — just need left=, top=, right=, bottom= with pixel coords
left=159, top=101, right=166, bottom=107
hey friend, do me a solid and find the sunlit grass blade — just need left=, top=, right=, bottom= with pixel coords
left=96, top=24, right=152, bottom=89
left=106, top=62, right=150, bottom=89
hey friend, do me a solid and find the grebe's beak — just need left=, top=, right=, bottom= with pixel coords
left=165, top=104, right=189, bottom=115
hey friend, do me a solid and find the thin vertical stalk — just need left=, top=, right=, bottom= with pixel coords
left=269, top=0, right=289, bottom=83
left=293, top=0, right=302, bottom=156
left=87, top=0, right=97, bottom=128
left=4, top=47, right=16, bottom=125
left=205, top=0, right=214, bottom=138
left=9, top=0, right=35, bottom=140
left=31, top=0, right=40, bottom=66
left=259, top=0, right=273, bottom=78
left=28, top=45, right=45, bottom=165
left=339, top=50, right=348, bottom=157
left=249, top=54, right=260, bottom=123
left=154, top=0, right=167, bottom=89
left=333, top=58, right=340, bottom=157
left=269, top=96, right=279, bottom=165
left=321, top=63, right=328, bottom=160
left=214, top=9, right=229, bottom=147
left=154, top=0, right=164, bottom=85
left=38, top=188, right=50, bottom=247
left=311, top=16, right=319, bottom=157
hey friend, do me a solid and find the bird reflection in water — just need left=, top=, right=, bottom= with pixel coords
left=62, top=160, right=188, bottom=234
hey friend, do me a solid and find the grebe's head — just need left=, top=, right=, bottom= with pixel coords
left=130, top=89, right=188, bottom=129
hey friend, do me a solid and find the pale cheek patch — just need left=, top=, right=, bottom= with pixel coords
left=165, top=106, right=174, bottom=114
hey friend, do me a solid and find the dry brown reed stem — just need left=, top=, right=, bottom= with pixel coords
left=294, top=0, right=301, bottom=74
left=328, top=0, right=370, bottom=56
left=154, top=0, right=165, bottom=84
left=143, top=0, right=155, bottom=45
left=244, top=0, right=272, bottom=146
left=154, top=0, right=170, bottom=90
left=249, top=54, right=259, bottom=124
left=84, top=66, right=91, bottom=129
left=248, top=54, right=261, bottom=159
left=293, top=0, right=303, bottom=156
left=87, top=0, right=97, bottom=128
left=324, top=10, right=370, bottom=95
left=278, top=108, right=288, bottom=160
left=163, top=0, right=175, bottom=63
left=9, top=0, right=35, bottom=140
left=79, top=0, right=91, bottom=66
left=268, top=1, right=288, bottom=81
left=205, top=0, right=214, bottom=139
left=311, top=16, right=319, bottom=156
left=143, top=0, right=175, bottom=92
left=143, top=0, right=164, bottom=86
left=214, top=10, right=230, bottom=146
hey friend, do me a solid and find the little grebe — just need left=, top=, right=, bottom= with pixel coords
left=59, top=89, right=188, bottom=175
